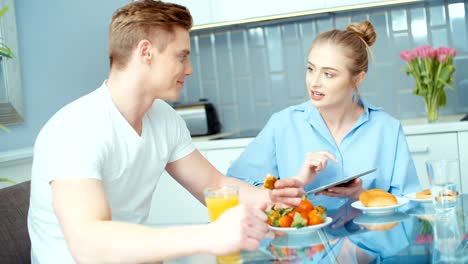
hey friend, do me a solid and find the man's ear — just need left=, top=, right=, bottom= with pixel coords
left=354, top=71, right=366, bottom=88
left=136, top=39, right=152, bottom=63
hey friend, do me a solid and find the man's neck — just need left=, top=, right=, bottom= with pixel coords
left=106, top=71, right=155, bottom=135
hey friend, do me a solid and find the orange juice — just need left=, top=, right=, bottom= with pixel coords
left=206, top=195, right=239, bottom=221
left=204, top=186, right=241, bottom=264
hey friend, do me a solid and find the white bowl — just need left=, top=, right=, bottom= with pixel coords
left=268, top=217, right=333, bottom=235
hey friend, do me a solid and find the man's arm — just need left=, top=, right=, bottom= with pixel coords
left=165, top=150, right=304, bottom=207
left=52, top=178, right=265, bottom=263
left=52, top=178, right=212, bottom=263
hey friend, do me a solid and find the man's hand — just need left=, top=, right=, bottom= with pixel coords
left=268, top=178, right=305, bottom=207
left=317, top=178, right=365, bottom=199
left=296, top=151, right=338, bottom=185
left=205, top=204, right=269, bottom=255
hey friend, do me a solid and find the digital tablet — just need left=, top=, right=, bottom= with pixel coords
left=306, top=167, right=377, bottom=194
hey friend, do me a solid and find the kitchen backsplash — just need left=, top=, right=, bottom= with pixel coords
left=179, top=0, right=468, bottom=133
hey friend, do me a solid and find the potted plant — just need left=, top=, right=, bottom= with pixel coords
left=0, top=6, right=14, bottom=59
left=0, top=5, right=15, bottom=184
left=400, top=45, right=457, bottom=123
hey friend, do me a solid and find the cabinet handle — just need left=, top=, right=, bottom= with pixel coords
left=410, top=146, right=429, bottom=154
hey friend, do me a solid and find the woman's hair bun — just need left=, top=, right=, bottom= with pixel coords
left=346, top=21, right=377, bottom=47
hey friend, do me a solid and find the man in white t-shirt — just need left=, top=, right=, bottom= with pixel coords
left=28, top=1, right=312, bottom=263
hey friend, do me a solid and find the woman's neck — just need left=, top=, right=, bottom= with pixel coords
left=318, top=101, right=364, bottom=145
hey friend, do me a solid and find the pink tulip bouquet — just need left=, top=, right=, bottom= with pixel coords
left=400, top=45, right=457, bottom=122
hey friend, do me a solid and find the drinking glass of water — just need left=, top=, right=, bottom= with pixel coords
left=425, top=159, right=460, bottom=211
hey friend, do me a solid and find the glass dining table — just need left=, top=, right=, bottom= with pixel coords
left=165, top=194, right=468, bottom=264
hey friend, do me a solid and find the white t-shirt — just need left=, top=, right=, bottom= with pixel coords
left=28, top=82, right=195, bottom=264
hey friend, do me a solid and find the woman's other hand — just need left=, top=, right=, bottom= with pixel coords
left=296, top=151, right=338, bottom=185
left=317, top=178, right=365, bottom=199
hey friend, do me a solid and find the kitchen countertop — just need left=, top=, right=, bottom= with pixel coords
left=1, top=115, right=468, bottom=164
left=194, top=114, right=468, bottom=150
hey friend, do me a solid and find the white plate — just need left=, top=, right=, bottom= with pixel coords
left=353, top=212, right=409, bottom=226
left=268, top=217, right=333, bottom=235
left=405, top=192, right=432, bottom=203
left=351, top=197, right=409, bottom=216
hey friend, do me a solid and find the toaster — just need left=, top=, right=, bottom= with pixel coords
left=174, top=100, right=222, bottom=136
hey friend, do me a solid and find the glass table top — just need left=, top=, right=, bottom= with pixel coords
left=167, top=194, right=468, bottom=264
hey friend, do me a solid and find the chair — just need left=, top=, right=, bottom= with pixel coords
left=0, top=180, right=31, bottom=264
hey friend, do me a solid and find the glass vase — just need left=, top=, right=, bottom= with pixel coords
left=425, top=96, right=439, bottom=123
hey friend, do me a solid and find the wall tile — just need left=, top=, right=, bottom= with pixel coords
left=391, top=9, right=408, bottom=31
left=299, top=21, right=316, bottom=57
left=448, top=3, right=468, bottom=53
left=249, top=47, right=270, bottom=103
left=265, top=26, right=284, bottom=72
left=254, top=104, right=273, bottom=131
left=270, top=73, right=289, bottom=111
left=370, top=11, right=392, bottom=62
left=431, top=28, right=449, bottom=47
left=248, top=27, right=265, bottom=47
left=231, top=30, right=250, bottom=77
left=235, top=78, right=256, bottom=130
left=214, top=32, right=235, bottom=106
left=454, top=58, right=468, bottom=113
left=220, top=105, right=239, bottom=132
left=284, top=42, right=305, bottom=101
left=282, top=23, right=299, bottom=44
left=198, top=34, right=216, bottom=81
left=202, top=81, right=219, bottom=106
left=429, top=4, right=446, bottom=27
left=410, top=7, right=428, bottom=46
left=335, top=15, right=351, bottom=29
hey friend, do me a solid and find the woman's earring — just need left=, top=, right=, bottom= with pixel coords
left=352, top=88, right=359, bottom=103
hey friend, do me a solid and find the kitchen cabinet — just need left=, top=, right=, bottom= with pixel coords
left=168, top=0, right=418, bottom=29
left=406, top=133, right=460, bottom=190
left=148, top=171, right=210, bottom=225
left=147, top=148, right=246, bottom=225
left=325, top=0, right=391, bottom=8
left=165, top=0, right=212, bottom=26
left=203, top=147, right=245, bottom=174
left=210, top=0, right=326, bottom=25
left=147, top=150, right=210, bottom=225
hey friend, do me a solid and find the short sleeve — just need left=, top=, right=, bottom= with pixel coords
left=227, top=115, right=279, bottom=186
left=33, top=119, right=104, bottom=184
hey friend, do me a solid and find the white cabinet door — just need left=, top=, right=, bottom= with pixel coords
left=204, top=147, right=245, bottom=174
left=166, top=0, right=212, bottom=26
left=326, top=0, right=386, bottom=8
left=406, top=133, right=459, bottom=189
left=211, top=0, right=326, bottom=25
left=458, top=131, right=468, bottom=193
left=147, top=148, right=241, bottom=226
left=148, top=171, right=209, bottom=225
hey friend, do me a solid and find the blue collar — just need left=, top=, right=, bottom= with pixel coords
left=293, top=98, right=381, bottom=147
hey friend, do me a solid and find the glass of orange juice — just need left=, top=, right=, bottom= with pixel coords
left=204, top=185, right=242, bottom=264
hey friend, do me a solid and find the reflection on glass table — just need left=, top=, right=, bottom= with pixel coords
left=165, top=194, right=468, bottom=264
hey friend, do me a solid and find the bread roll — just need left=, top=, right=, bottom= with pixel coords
left=359, top=189, right=397, bottom=207
left=434, top=189, right=459, bottom=202
left=415, top=189, right=431, bottom=199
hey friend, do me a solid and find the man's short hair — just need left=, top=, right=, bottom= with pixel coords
left=109, top=0, right=192, bottom=69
